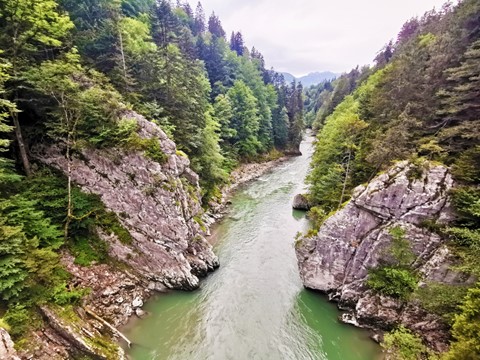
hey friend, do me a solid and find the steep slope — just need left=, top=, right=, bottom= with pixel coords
left=21, top=111, right=219, bottom=359
left=35, top=110, right=219, bottom=290
left=296, top=161, right=472, bottom=351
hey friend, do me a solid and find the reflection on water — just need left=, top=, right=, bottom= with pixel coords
left=125, top=137, right=382, bottom=360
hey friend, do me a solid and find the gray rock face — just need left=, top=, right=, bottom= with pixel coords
left=0, top=328, right=20, bottom=360
left=292, top=194, right=310, bottom=210
left=39, top=306, right=125, bottom=360
left=26, top=111, right=221, bottom=358
left=35, top=110, right=219, bottom=291
left=296, top=161, right=464, bottom=351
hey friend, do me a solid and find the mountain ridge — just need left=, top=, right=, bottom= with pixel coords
left=280, top=71, right=338, bottom=87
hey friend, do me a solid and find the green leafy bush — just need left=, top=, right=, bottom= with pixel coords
left=367, top=227, right=418, bottom=299
left=3, top=305, right=32, bottom=337
left=367, top=267, right=418, bottom=300
left=443, top=285, right=480, bottom=360
left=382, top=326, right=430, bottom=360
left=415, top=283, right=468, bottom=324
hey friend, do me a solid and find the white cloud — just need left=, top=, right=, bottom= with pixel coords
left=188, top=0, right=452, bottom=76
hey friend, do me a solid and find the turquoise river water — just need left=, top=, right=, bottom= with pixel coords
left=124, top=137, right=382, bottom=360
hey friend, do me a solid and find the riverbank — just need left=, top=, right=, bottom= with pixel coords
left=123, top=136, right=382, bottom=360
left=205, top=155, right=292, bottom=225
left=15, top=149, right=294, bottom=359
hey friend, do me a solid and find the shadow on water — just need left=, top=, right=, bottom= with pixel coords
left=292, top=208, right=308, bottom=221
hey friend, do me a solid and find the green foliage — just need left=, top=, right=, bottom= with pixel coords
left=20, top=170, right=132, bottom=264
left=367, top=267, right=418, bottom=300
left=25, top=52, right=127, bottom=149
left=367, top=227, right=418, bottom=299
left=192, top=107, right=227, bottom=203
left=0, top=318, right=11, bottom=332
left=226, top=80, right=261, bottom=158
left=382, top=326, right=430, bottom=360
left=307, top=206, right=328, bottom=229
left=415, top=283, right=468, bottom=324
left=0, top=0, right=74, bottom=62
left=307, top=93, right=368, bottom=212
left=443, top=285, right=480, bottom=360
left=0, top=54, right=19, bottom=184
left=3, top=305, right=32, bottom=337
left=0, top=219, right=30, bottom=300
left=388, top=227, right=416, bottom=266
left=452, top=146, right=480, bottom=184
left=125, top=133, right=168, bottom=164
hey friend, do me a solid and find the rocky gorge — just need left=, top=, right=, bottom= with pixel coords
left=8, top=110, right=217, bottom=359
left=1, top=110, right=293, bottom=360
left=295, top=161, right=473, bottom=352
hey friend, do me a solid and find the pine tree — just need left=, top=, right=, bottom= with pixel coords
left=437, top=39, right=480, bottom=154
left=193, top=2, right=206, bottom=35
left=230, top=32, right=245, bottom=56
left=208, top=12, right=226, bottom=38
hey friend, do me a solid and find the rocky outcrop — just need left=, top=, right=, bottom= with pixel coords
left=35, top=110, right=218, bottom=291
left=28, top=111, right=219, bottom=358
left=296, top=161, right=468, bottom=351
left=292, top=194, right=310, bottom=210
left=0, top=328, right=20, bottom=360
left=38, top=306, right=125, bottom=360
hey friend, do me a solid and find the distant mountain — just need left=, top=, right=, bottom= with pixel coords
left=279, top=71, right=338, bottom=87
left=280, top=72, right=296, bottom=83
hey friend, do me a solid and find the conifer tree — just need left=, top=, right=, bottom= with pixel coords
left=193, top=2, right=206, bottom=35
left=208, top=12, right=226, bottom=38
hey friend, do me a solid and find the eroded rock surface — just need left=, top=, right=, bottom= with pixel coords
left=35, top=110, right=218, bottom=291
left=29, top=111, right=219, bottom=358
left=296, top=161, right=467, bottom=351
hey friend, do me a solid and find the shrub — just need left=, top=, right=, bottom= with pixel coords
left=3, top=305, right=31, bottom=337
left=367, top=267, right=418, bottom=300
left=367, top=226, right=418, bottom=299
left=382, top=326, right=429, bottom=360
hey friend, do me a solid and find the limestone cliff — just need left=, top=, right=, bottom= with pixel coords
left=296, top=161, right=470, bottom=351
left=36, top=110, right=218, bottom=291
left=21, top=111, right=219, bottom=359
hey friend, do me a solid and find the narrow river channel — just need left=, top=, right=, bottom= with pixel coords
left=125, top=137, right=382, bottom=360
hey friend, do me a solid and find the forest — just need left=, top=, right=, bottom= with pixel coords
left=304, top=0, right=479, bottom=358
left=0, top=0, right=479, bottom=358
left=0, top=0, right=304, bottom=349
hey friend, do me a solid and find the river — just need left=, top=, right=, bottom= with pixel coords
left=124, top=136, right=382, bottom=360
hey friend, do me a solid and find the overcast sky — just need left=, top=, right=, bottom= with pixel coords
left=187, top=0, right=451, bottom=76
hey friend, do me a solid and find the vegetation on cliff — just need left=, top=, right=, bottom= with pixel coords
left=0, top=0, right=305, bottom=352
left=305, top=0, right=479, bottom=358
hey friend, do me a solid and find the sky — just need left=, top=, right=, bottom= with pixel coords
left=187, top=0, right=452, bottom=77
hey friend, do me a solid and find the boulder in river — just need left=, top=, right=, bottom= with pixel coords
left=292, top=194, right=311, bottom=210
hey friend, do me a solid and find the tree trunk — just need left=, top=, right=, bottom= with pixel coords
left=64, top=136, right=72, bottom=240
left=338, top=147, right=352, bottom=208
left=118, top=28, right=128, bottom=92
left=11, top=109, right=32, bottom=176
